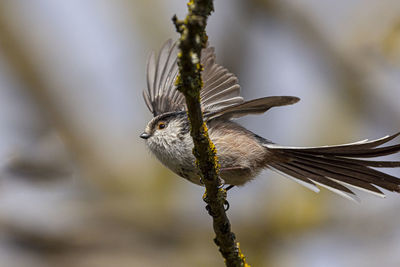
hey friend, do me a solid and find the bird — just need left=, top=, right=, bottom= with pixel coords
left=140, top=39, right=400, bottom=201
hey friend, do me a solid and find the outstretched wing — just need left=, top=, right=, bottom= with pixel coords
left=204, top=96, right=300, bottom=121
left=143, top=39, right=183, bottom=116
left=143, top=39, right=244, bottom=116
left=199, top=46, right=244, bottom=112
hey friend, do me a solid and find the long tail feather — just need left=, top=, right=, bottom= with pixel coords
left=265, top=133, right=400, bottom=199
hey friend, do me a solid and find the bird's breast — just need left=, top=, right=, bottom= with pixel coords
left=147, top=134, right=198, bottom=178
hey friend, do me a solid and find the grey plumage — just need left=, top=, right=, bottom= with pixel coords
left=204, top=96, right=300, bottom=121
left=143, top=39, right=244, bottom=116
left=141, top=39, right=400, bottom=201
left=265, top=132, right=400, bottom=200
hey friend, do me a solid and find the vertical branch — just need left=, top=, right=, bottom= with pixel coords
left=172, top=1, right=249, bottom=266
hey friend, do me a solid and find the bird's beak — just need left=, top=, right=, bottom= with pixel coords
left=140, top=132, right=150, bottom=139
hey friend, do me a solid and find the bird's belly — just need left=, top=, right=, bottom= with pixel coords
left=148, top=121, right=268, bottom=186
left=151, top=146, right=202, bottom=184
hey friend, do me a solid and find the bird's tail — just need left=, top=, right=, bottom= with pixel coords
left=264, top=132, right=400, bottom=201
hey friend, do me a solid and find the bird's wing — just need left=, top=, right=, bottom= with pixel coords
left=204, top=96, right=300, bottom=121
left=143, top=39, right=244, bottom=116
left=143, top=39, right=184, bottom=116
left=199, top=46, right=244, bottom=112
left=265, top=132, right=400, bottom=201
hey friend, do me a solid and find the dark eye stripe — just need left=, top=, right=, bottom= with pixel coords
left=151, top=111, right=187, bottom=131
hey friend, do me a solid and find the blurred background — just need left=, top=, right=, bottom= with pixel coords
left=0, top=0, right=400, bottom=266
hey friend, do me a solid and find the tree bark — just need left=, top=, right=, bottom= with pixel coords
left=172, top=1, right=249, bottom=266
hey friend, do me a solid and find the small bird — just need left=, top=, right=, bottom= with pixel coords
left=141, top=39, right=400, bottom=201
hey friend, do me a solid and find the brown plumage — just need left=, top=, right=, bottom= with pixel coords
left=141, top=39, right=400, bottom=201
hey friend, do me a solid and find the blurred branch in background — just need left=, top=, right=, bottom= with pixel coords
left=0, top=3, right=116, bottom=188
left=0, top=1, right=398, bottom=267
left=248, top=0, right=400, bottom=127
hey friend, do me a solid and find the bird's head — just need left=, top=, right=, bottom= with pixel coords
left=140, top=111, right=189, bottom=150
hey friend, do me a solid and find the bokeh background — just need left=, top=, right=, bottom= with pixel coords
left=0, top=0, right=400, bottom=266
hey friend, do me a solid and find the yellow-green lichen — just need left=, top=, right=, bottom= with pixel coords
left=174, top=74, right=181, bottom=86
left=187, top=0, right=195, bottom=9
left=173, top=0, right=247, bottom=265
left=237, top=242, right=250, bottom=267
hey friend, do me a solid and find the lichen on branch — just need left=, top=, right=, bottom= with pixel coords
left=172, top=1, right=249, bottom=266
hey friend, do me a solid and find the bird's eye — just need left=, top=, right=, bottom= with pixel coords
left=157, top=121, right=166, bottom=130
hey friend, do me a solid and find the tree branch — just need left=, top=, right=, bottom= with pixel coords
left=172, top=1, right=249, bottom=266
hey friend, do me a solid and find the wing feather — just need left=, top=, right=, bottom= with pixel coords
left=144, top=40, right=183, bottom=116
left=145, top=51, right=156, bottom=114
left=200, top=46, right=243, bottom=111
left=205, top=96, right=300, bottom=121
left=143, top=39, right=245, bottom=116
